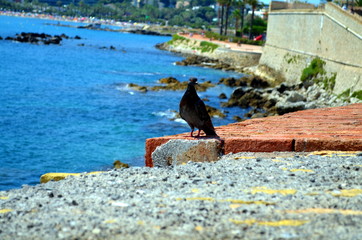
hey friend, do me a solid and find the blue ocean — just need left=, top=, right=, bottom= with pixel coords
left=0, top=15, right=246, bottom=190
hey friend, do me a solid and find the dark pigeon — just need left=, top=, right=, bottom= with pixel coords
left=179, top=78, right=217, bottom=137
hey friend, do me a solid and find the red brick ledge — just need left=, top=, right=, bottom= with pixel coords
left=145, top=103, right=362, bottom=167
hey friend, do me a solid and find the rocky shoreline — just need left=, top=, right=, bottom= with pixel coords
left=126, top=73, right=351, bottom=122
left=155, top=41, right=360, bottom=121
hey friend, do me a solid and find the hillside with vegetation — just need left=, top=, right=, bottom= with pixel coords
left=0, top=0, right=268, bottom=38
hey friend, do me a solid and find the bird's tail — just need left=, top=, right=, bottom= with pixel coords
left=203, top=120, right=218, bottom=137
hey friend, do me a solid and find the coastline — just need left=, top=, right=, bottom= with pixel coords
left=1, top=13, right=361, bottom=239
left=156, top=36, right=359, bottom=120
left=0, top=11, right=178, bottom=36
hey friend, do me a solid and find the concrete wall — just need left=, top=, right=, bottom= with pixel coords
left=258, top=2, right=362, bottom=94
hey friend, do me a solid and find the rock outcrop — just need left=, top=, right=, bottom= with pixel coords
left=151, top=139, right=223, bottom=167
left=4, top=32, right=81, bottom=45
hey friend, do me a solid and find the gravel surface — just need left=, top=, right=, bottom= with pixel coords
left=1, top=152, right=361, bottom=240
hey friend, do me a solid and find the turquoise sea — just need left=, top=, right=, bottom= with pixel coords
left=0, top=15, right=246, bottom=190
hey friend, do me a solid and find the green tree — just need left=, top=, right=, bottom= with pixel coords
left=233, top=0, right=246, bottom=36
left=247, top=0, right=261, bottom=39
left=217, top=0, right=228, bottom=35
left=232, top=9, right=240, bottom=36
left=223, top=0, right=232, bottom=35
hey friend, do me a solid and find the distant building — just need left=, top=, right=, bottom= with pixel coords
left=131, top=0, right=165, bottom=8
left=176, top=0, right=190, bottom=8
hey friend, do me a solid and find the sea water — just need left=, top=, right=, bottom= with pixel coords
left=0, top=15, right=246, bottom=190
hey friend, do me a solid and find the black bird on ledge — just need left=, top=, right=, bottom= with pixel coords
left=179, top=78, right=218, bottom=137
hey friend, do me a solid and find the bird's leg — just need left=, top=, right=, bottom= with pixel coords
left=196, top=130, right=201, bottom=137
left=190, top=127, right=194, bottom=137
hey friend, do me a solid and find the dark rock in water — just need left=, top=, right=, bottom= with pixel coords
left=218, top=77, right=248, bottom=87
left=155, top=42, right=169, bottom=51
left=222, top=87, right=246, bottom=107
left=60, top=33, right=69, bottom=39
left=113, top=160, right=129, bottom=169
left=206, top=105, right=226, bottom=118
left=128, top=83, right=148, bottom=93
left=250, top=77, right=270, bottom=88
left=128, top=29, right=171, bottom=36
left=5, top=32, right=63, bottom=45
left=219, top=93, right=227, bottom=99
left=151, top=79, right=187, bottom=91
left=44, top=36, right=62, bottom=45
left=176, top=55, right=235, bottom=71
left=110, top=45, right=116, bottom=50
left=159, top=77, right=179, bottom=84
left=0, top=36, right=3, bottom=40
left=5, top=32, right=81, bottom=45
left=74, top=35, right=82, bottom=40
left=233, top=115, right=243, bottom=122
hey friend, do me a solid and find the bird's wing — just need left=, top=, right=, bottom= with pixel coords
left=195, top=99, right=210, bottom=121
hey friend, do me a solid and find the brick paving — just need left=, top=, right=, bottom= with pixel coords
left=145, top=103, right=362, bottom=167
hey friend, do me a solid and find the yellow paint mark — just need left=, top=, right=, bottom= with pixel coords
left=330, top=189, right=362, bottom=197
left=272, top=159, right=289, bottom=164
left=137, top=220, right=145, bottom=225
left=308, top=151, right=360, bottom=157
left=104, top=219, right=117, bottom=224
left=176, top=197, right=274, bottom=205
left=285, top=208, right=362, bottom=215
left=0, top=196, right=9, bottom=200
left=229, top=204, right=242, bottom=209
left=40, top=171, right=104, bottom=183
left=230, top=219, right=258, bottom=225
left=280, top=168, right=314, bottom=173
left=305, top=192, right=320, bottom=196
left=0, top=209, right=12, bottom=214
left=290, top=169, right=314, bottom=173
left=222, top=199, right=275, bottom=205
left=195, top=226, right=204, bottom=231
left=229, top=219, right=308, bottom=226
left=251, top=187, right=297, bottom=195
left=191, top=189, right=200, bottom=193
left=234, top=156, right=256, bottom=160
left=261, top=219, right=309, bottom=227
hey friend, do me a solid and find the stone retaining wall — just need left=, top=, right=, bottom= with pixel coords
left=257, top=2, right=362, bottom=94
left=165, top=38, right=261, bottom=71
